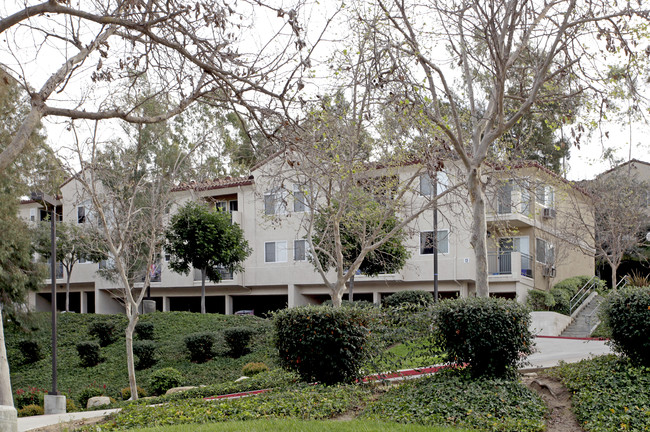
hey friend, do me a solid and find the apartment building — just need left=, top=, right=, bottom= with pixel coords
left=19, top=158, right=595, bottom=316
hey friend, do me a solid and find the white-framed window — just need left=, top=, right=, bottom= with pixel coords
left=29, top=208, right=36, bottom=222
left=293, top=185, right=308, bottom=212
left=419, top=230, right=449, bottom=255
left=264, top=190, right=286, bottom=215
left=78, top=257, right=87, bottom=264
left=77, top=201, right=90, bottom=224
left=535, top=238, right=555, bottom=265
left=536, top=184, right=555, bottom=208
left=265, top=241, right=288, bottom=263
left=419, top=172, right=448, bottom=196
left=294, top=239, right=309, bottom=261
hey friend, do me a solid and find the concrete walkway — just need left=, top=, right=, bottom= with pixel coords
left=16, top=336, right=614, bottom=431
left=17, top=409, right=119, bottom=432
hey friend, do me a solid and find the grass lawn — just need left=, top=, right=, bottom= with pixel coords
left=128, top=419, right=475, bottom=432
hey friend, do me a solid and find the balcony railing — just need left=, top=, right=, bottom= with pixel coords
left=488, top=251, right=533, bottom=278
left=193, top=266, right=234, bottom=282
left=47, top=262, right=64, bottom=279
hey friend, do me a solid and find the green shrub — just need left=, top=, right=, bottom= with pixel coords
left=135, top=322, right=155, bottom=340
left=17, top=404, right=44, bottom=417
left=549, top=276, right=607, bottom=315
left=88, top=321, right=117, bottom=347
left=66, top=398, right=78, bottom=412
left=184, top=332, right=215, bottom=363
left=223, top=327, right=253, bottom=357
left=77, top=386, right=104, bottom=408
left=76, top=341, right=102, bottom=367
left=149, top=367, right=184, bottom=396
left=14, top=387, right=46, bottom=409
left=133, top=340, right=157, bottom=369
left=432, top=297, right=533, bottom=377
left=274, top=305, right=372, bottom=384
left=18, top=340, right=42, bottom=364
left=322, top=299, right=377, bottom=308
left=121, top=386, right=147, bottom=400
left=601, top=287, right=650, bottom=366
left=526, top=289, right=555, bottom=311
left=242, top=362, right=269, bottom=376
left=382, top=290, right=434, bottom=308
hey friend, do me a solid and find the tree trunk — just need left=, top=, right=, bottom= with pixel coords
left=611, top=264, right=618, bottom=289
left=468, top=166, right=489, bottom=297
left=65, top=273, right=71, bottom=313
left=125, top=303, right=139, bottom=400
left=330, top=279, right=345, bottom=308
left=348, top=274, right=355, bottom=302
left=0, top=306, right=14, bottom=406
left=201, top=268, right=206, bottom=314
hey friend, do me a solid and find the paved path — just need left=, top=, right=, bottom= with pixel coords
left=16, top=336, right=613, bottom=431
left=526, top=336, right=612, bottom=369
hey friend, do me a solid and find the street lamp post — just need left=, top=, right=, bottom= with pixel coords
left=30, top=191, right=66, bottom=414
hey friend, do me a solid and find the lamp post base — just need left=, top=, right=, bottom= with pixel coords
left=0, top=405, right=17, bottom=432
left=44, top=394, right=66, bottom=415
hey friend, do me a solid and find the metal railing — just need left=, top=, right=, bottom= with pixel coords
left=488, top=251, right=511, bottom=275
left=569, top=276, right=599, bottom=315
left=194, top=266, right=233, bottom=281
left=585, top=275, right=630, bottom=333
left=520, top=253, right=533, bottom=278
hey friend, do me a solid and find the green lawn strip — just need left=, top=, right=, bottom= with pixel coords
left=7, top=312, right=274, bottom=406
left=362, top=368, right=546, bottom=432
left=546, top=354, right=650, bottom=432
left=127, top=419, right=474, bottom=432
left=81, top=384, right=372, bottom=431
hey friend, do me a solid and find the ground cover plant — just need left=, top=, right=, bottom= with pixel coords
left=547, top=355, right=650, bottom=432
left=362, top=368, right=546, bottom=432
left=82, top=384, right=372, bottom=430
left=127, top=419, right=475, bottom=432
left=6, top=311, right=273, bottom=405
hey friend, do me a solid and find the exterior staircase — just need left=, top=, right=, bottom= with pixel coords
left=560, top=294, right=604, bottom=338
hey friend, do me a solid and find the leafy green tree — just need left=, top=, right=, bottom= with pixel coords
left=311, top=191, right=410, bottom=302
left=32, top=221, right=106, bottom=312
left=165, top=201, right=251, bottom=314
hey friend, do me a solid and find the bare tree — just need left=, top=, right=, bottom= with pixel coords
left=353, top=0, right=650, bottom=297
left=0, top=0, right=323, bottom=171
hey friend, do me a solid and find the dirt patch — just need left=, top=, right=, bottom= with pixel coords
left=522, top=372, right=584, bottom=432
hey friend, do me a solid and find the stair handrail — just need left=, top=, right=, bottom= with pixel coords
left=570, top=276, right=598, bottom=316
left=584, top=275, right=629, bottom=335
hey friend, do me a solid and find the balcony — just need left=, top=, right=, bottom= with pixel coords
left=193, top=266, right=234, bottom=282
left=46, top=261, right=64, bottom=280
left=487, top=188, right=534, bottom=228
left=488, top=251, right=533, bottom=279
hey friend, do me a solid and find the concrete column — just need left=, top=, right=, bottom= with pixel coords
left=142, top=300, right=156, bottom=314
left=373, top=292, right=381, bottom=305
left=225, top=295, right=234, bottom=315
left=287, top=284, right=308, bottom=308
left=163, top=297, right=169, bottom=312
left=81, top=291, right=87, bottom=314
left=0, top=406, right=17, bottom=432
left=44, top=394, right=66, bottom=414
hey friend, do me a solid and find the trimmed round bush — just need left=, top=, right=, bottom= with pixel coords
left=184, top=332, right=215, bottom=363
left=17, top=404, right=44, bottom=417
left=18, top=340, right=42, bottom=364
left=76, top=341, right=102, bottom=367
left=121, top=386, right=147, bottom=400
left=223, top=327, right=253, bottom=357
left=274, top=305, right=372, bottom=384
left=149, top=367, right=184, bottom=396
left=135, top=322, right=155, bottom=340
left=383, top=290, right=434, bottom=308
left=77, top=386, right=103, bottom=408
left=133, top=340, right=157, bottom=369
left=242, top=362, right=269, bottom=376
left=526, top=289, right=556, bottom=311
left=88, top=321, right=117, bottom=347
left=432, top=297, right=533, bottom=377
left=602, top=287, right=650, bottom=366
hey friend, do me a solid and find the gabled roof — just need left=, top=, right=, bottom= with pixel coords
left=597, top=159, right=650, bottom=178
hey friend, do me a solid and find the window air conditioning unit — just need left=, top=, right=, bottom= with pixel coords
left=542, top=265, right=556, bottom=278
left=542, top=208, right=556, bottom=219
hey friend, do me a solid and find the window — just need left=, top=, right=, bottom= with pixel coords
left=77, top=202, right=89, bottom=224
left=264, top=190, right=286, bottom=215
left=536, top=238, right=554, bottom=265
left=215, top=201, right=227, bottom=212
left=294, top=239, right=309, bottom=261
left=419, top=172, right=448, bottom=196
left=536, top=184, right=555, bottom=208
left=265, top=241, right=288, bottom=263
left=30, top=208, right=36, bottom=222
left=420, top=230, right=449, bottom=254
left=229, top=200, right=238, bottom=212
left=497, top=180, right=513, bottom=214
left=293, top=185, right=308, bottom=212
